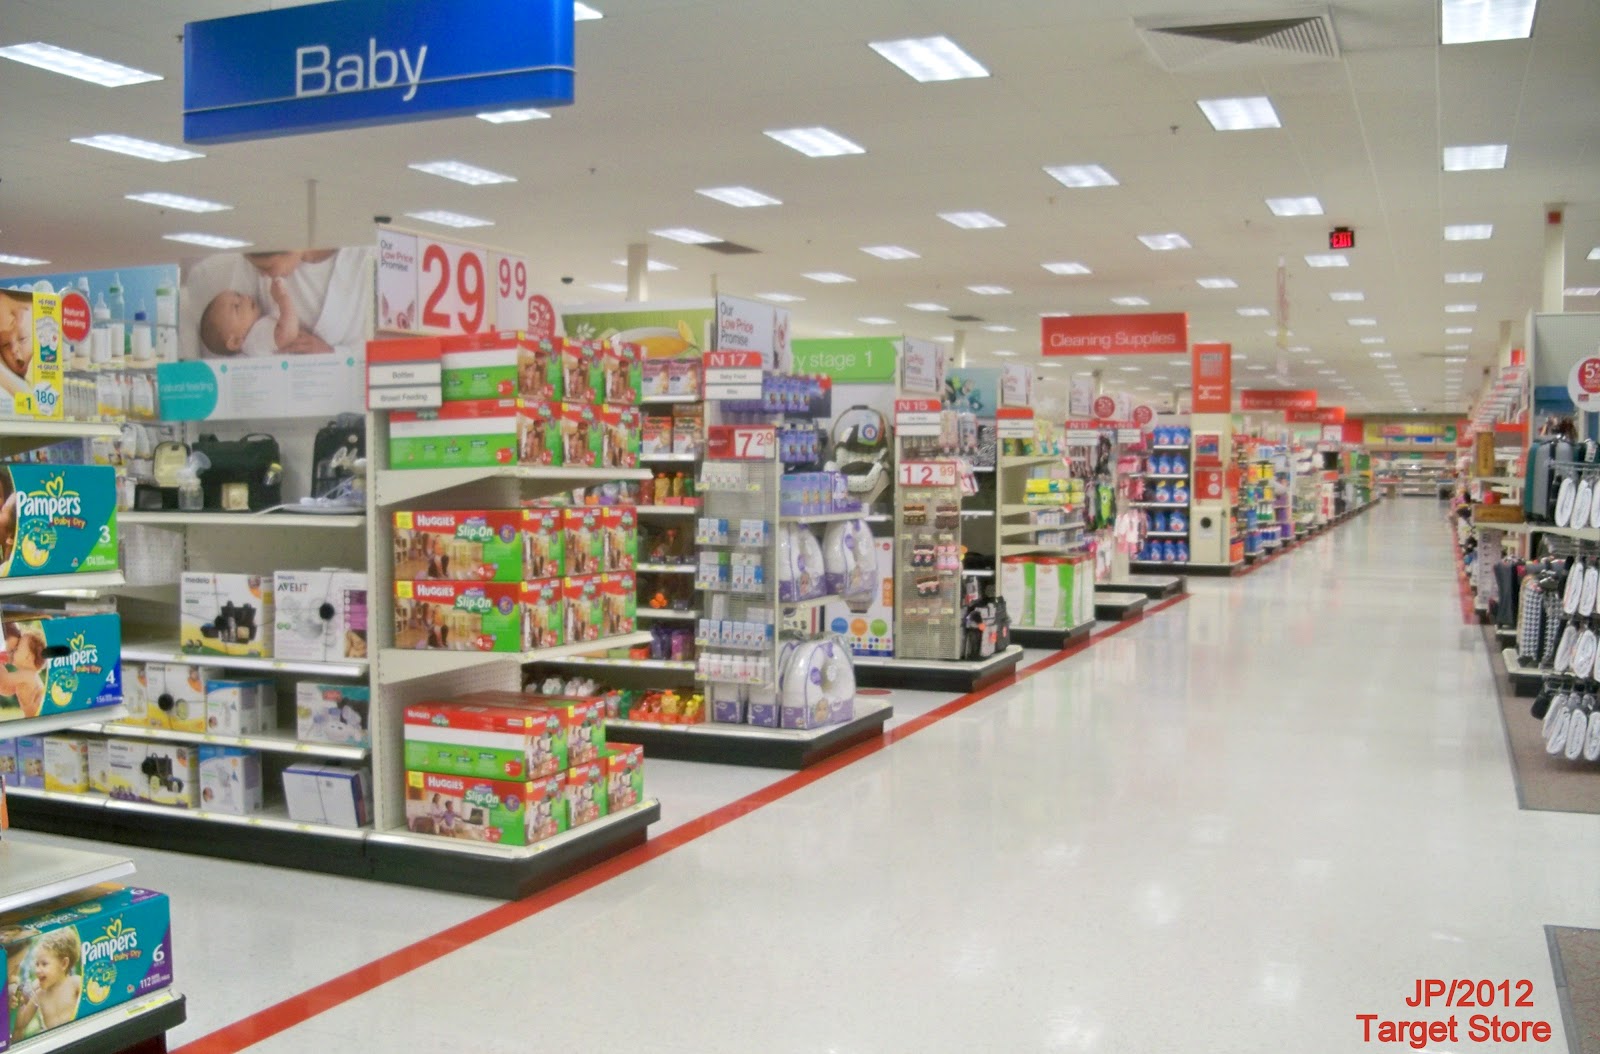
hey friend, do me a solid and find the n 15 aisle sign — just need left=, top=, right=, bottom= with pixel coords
left=377, top=229, right=533, bottom=335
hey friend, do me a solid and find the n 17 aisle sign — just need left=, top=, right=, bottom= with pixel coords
left=377, top=228, right=533, bottom=335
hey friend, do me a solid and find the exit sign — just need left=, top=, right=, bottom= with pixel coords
left=1329, top=227, right=1355, bottom=250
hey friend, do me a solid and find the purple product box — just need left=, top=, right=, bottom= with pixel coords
left=711, top=696, right=745, bottom=724
left=747, top=692, right=779, bottom=728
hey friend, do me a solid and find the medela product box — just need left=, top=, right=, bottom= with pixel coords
left=140, top=743, right=198, bottom=809
left=389, top=399, right=523, bottom=470
left=404, top=770, right=567, bottom=846
left=86, top=739, right=109, bottom=793
left=0, top=610, right=122, bottom=728
left=393, top=510, right=527, bottom=582
left=180, top=573, right=273, bottom=658
left=440, top=332, right=518, bottom=401
left=296, top=682, right=370, bottom=748
left=0, top=883, right=173, bottom=1048
left=0, top=464, right=117, bottom=580
left=199, top=746, right=262, bottom=816
left=106, top=739, right=148, bottom=802
left=273, top=570, right=368, bottom=662
left=42, top=736, right=88, bottom=793
left=393, top=580, right=524, bottom=652
left=204, top=678, right=274, bottom=736
left=402, top=700, right=568, bottom=780
left=143, top=664, right=218, bottom=734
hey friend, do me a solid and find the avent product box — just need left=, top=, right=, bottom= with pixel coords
left=393, top=581, right=524, bottom=652
left=0, top=883, right=173, bottom=1050
left=13, top=737, right=43, bottom=789
left=402, top=700, right=569, bottom=780
left=404, top=770, right=568, bottom=846
left=198, top=746, right=262, bottom=816
left=0, top=465, right=117, bottom=580
left=180, top=573, right=273, bottom=658
left=0, top=609, right=122, bottom=728
left=440, top=332, right=518, bottom=402
left=393, top=510, right=527, bottom=582
left=296, top=682, right=370, bottom=748
left=273, top=570, right=368, bottom=662
left=389, top=399, right=523, bottom=470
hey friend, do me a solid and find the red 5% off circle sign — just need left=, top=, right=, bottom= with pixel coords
left=1570, top=356, right=1600, bottom=411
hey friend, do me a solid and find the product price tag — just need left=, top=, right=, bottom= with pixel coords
left=1569, top=355, right=1600, bottom=412
left=706, top=424, right=777, bottom=460
left=493, top=253, right=531, bottom=332
left=417, top=239, right=491, bottom=335
left=899, top=460, right=958, bottom=488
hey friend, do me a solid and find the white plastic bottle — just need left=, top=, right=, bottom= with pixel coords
left=91, top=291, right=112, bottom=366
left=130, top=301, right=151, bottom=363
left=154, top=281, right=176, bottom=360
left=105, top=273, right=126, bottom=362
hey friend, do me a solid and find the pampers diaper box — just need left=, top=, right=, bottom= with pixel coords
left=273, top=570, right=368, bottom=663
left=0, top=883, right=174, bottom=1050
left=180, top=573, right=273, bottom=658
left=403, top=770, right=568, bottom=846
left=0, top=610, right=122, bottom=729
left=0, top=465, right=117, bottom=580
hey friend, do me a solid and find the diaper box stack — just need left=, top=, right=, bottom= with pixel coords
left=0, top=609, right=123, bottom=728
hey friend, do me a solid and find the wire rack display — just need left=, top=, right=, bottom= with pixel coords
left=894, top=466, right=964, bottom=660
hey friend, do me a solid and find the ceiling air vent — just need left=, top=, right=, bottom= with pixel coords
left=948, top=314, right=984, bottom=323
left=701, top=241, right=759, bottom=255
left=1137, top=7, right=1339, bottom=72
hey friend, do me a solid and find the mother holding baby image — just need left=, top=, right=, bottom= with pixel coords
left=181, top=247, right=372, bottom=362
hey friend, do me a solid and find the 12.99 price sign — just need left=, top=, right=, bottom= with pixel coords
left=377, top=228, right=532, bottom=336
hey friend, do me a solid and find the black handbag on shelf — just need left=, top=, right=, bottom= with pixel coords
left=194, top=433, right=282, bottom=511
left=311, top=414, right=365, bottom=500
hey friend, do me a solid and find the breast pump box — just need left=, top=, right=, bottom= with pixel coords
left=272, top=570, right=368, bottom=663
left=199, top=746, right=262, bottom=815
left=180, top=573, right=273, bottom=658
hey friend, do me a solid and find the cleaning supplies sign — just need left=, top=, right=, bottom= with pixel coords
left=1568, top=356, right=1600, bottom=411
left=1042, top=313, right=1188, bottom=356
left=791, top=337, right=898, bottom=383
left=183, top=0, right=575, bottom=143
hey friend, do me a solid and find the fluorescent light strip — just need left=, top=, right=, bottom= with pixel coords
left=1329, top=290, right=1365, bottom=301
left=984, top=324, right=1016, bottom=333
left=991, top=350, right=1017, bottom=358
left=406, top=210, right=494, bottom=228
left=476, top=109, right=549, bottom=123
left=803, top=272, right=855, bottom=284
left=1196, top=277, right=1237, bottom=289
left=1441, top=0, right=1537, bottom=44
left=125, top=192, right=230, bottom=213
left=0, top=42, right=161, bottom=86
left=1444, top=223, right=1493, bottom=240
left=1305, top=254, right=1350, bottom=267
left=1348, top=318, right=1378, bottom=326
left=867, top=36, right=988, bottom=82
left=0, top=254, right=49, bottom=266
left=1445, top=271, right=1484, bottom=283
left=651, top=227, right=719, bottom=244
left=1446, top=346, right=1470, bottom=353
left=1265, top=196, right=1323, bottom=216
left=574, top=2, right=604, bottom=19
left=1043, top=164, right=1118, bottom=188
left=1361, top=337, right=1387, bottom=345
left=1443, top=144, right=1508, bottom=171
left=1042, top=261, right=1091, bottom=275
left=696, top=186, right=781, bottom=208
left=938, top=211, right=1004, bottom=229
left=858, top=316, right=896, bottom=325
left=967, top=285, right=1011, bottom=295
left=907, top=302, right=948, bottom=312
left=759, top=292, right=804, bottom=303
left=1138, top=232, right=1190, bottom=251
left=861, top=245, right=919, bottom=260
left=589, top=282, right=627, bottom=292
left=764, top=127, right=865, bottom=157
left=408, top=160, right=515, bottom=185
left=1237, top=307, right=1270, bottom=317
left=1565, top=287, right=1600, bottom=297
left=1590, top=247, right=1600, bottom=261
left=1446, top=326, right=1473, bottom=334
left=72, top=134, right=202, bottom=162
left=163, top=232, right=251, bottom=249
left=1445, top=303, right=1478, bottom=312
left=1111, top=296, right=1149, bottom=306
left=612, top=258, right=676, bottom=272
left=1197, top=96, right=1281, bottom=131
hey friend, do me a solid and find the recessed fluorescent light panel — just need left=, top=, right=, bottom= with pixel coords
left=1348, top=318, right=1378, bottom=326
left=1118, top=366, right=1141, bottom=372
left=1042, top=261, right=1091, bottom=275
left=868, top=36, right=988, bottom=82
left=1446, top=346, right=1470, bottom=353
left=1441, top=0, right=1537, bottom=44
left=983, top=325, right=1016, bottom=333
left=589, top=282, right=627, bottom=292
left=967, top=285, right=1010, bottom=295
left=764, top=127, right=865, bottom=157
left=1197, top=96, right=1281, bottom=131
left=1445, top=303, right=1478, bottom=313
left=907, top=302, right=948, bottom=312
left=651, top=227, right=719, bottom=244
left=759, top=292, right=804, bottom=303
left=1565, top=287, right=1600, bottom=297
left=1305, top=254, right=1350, bottom=267
left=476, top=108, right=549, bottom=123
left=939, top=211, right=1004, bottom=229
left=1445, top=271, right=1484, bottom=283
left=1237, top=307, right=1271, bottom=317
left=861, top=245, right=919, bottom=260
left=1265, top=196, right=1323, bottom=216
left=696, top=186, right=781, bottom=208
left=1443, top=144, right=1508, bottom=171
left=574, top=2, right=604, bottom=19
left=1444, top=356, right=1469, bottom=363
left=406, top=210, right=494, bottom=229
left=1368, top=351, right=1392, bottom=358
left=72, top=134, right=202, bottom=162
left=1111, top=296, right=1150, bottom=306
left=612, top=258, right=676, bottom=272
left=1446, top=326, right=1473, bottom=334
left=1138, top=233, right=1190, bottom=251
left=1361, top=337, right=1387, bottom=345
left=802, top=272, right=854, bottom=284
left=991, top=350, right=1017, bottom=358
left=0, top=42, right=161, bottom=86
left=1329, top=291, right=1365, bottom=301
left=1196, top=277, right=1237, bottom=289
left=0, top=254, right=49, bottom=267
left=1043, top=164, right=1119, bottom=188
left=1039, top=362, right=1064, bottom=369
left=1444, top=223, right=1493, bottom=240
left=1590, top=247, right=1600, bottom=261
left=409, top=160, right=515, bottom=185
left=858, top=316, right=896, bottom=325
left=163, top=232, right=251, bottom=249
left=125, top=192, right=230, bottom=213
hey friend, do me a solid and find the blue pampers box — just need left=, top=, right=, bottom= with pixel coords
left=0, top=611, right=122, bottom=729
left=0, top=884, right=173, bottom=1050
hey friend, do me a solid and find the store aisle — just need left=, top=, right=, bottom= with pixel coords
left=189, top=499, right=1600, bottom=1054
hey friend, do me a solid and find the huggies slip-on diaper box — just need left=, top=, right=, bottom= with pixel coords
left=0, top=884, right=173, bottom=1050
left=403, top=769, right=567, bottom=846
left=393, top=510, right=527, bottom=582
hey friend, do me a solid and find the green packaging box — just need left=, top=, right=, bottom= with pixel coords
left=405, top=769, right=568, bottom=846
left=440, top=332, right=519, bottom=401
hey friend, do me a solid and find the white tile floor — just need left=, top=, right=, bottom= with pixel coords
left=14, top=499, right=1597, bottom=1052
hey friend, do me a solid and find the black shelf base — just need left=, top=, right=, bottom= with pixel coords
left=853, top=646, right=1023, bottom=693
left=1094, top=593, right=1147, bottom=621
left=1129, top=560, right=1241, bottom=577
left=605, top=706, right=893, bottom=769
left=1010, top=621, right=1093, bottom=650
left=1097, top=575, right=1185, bottom=600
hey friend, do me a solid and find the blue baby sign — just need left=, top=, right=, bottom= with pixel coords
left=183, top=0, right=575, bottom=144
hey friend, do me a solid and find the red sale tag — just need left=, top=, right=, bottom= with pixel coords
left=418, top=239, right=490, bottom=335
left=898, top=460, right=957, bottom=488
left=493, top=253, right=530, bottom=331
left=706, top=425, right=776, bottom=460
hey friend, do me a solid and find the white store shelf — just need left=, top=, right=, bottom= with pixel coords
left=0, top=706, right=127, bottom=742
left=1145, top=531, right=1189, bottom=538
left=961, top=509, right=995, bottom=518
left=1001, top=503, right=1080, bottom=515
left=780, top=510, right=867, bottom=524
left=638, top=563, right=696, bottom=574
left=532, top=655, right=696, bottom=672
left=1150, top=444, right=1191, bottom=451
left=636, top=505, right=698, bottom=516
left=1000, top=454, right=1064, bottom=468
left=82, top=721, right=369, bottom=761
left=367, top=799, right=661, bottom=861
left=0, top=840, right=135, bottom=914
left=637, top=609, right=697, bottom=621
left=121, top=510, right=365, bottom=529
left=376, top=465, right=653, bottom=507
left=1129, top=501, right=1188, bottom=509
left=781, top=593, right=842, bottom=611
left=640, top=394, right=701, bottom=404
left=8, top=988, right=183, bottom=1054
left=1001, top=542, right=1083, bottom=556
left=1001, top=522, right=1083, bottom=538
left=640, top=452, right=700, bottom=463
left=961, top=569, right=994, bottom=578
left=3, top=787, right=370, bottom=841
left=0, top=418, right=122, bottom=456
left=121, top=640, right=368, bottom=679
left=378, top=630, right=652, bottom=685
left=0, top=571, right=124, bottom=598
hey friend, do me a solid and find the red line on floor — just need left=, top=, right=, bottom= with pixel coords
left=171, top=594, right=1190, bottom=1054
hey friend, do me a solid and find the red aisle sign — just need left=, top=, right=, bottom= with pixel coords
left=1042, top=313, right=1189, bottom=357
left=706, top=424, right=776, bottom=460
left=1191, top=342, right=1231, bottom=414
left=1240, top=389, right=1317, bottom=412
left=1286, top=406, right=1345, bottom=424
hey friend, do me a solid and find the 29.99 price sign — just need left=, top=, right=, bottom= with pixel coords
left=376, top=228, right=532, bottom=337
